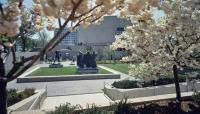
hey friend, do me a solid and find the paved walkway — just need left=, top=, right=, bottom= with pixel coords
left=7, top=62, right=132, bottom=96
left=41, top=91, right=194, bottom=111
left=7, top=62, right=196, bottom=112
left=41, top=93, right=112, bottom=111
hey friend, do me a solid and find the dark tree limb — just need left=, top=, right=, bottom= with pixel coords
left=48, top=13, right=100, bottom=51
left=3, top=49, right=10, bottom=63
left=74, top=4, right=101, bottom=19
left=58, top=18, right=62, bottom=28
left=6, top=55, right=36, bottom=78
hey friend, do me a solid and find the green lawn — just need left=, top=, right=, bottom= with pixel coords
left=29, top=66, right=111, bottom=76
left=102, top=63, right=129, bottom=74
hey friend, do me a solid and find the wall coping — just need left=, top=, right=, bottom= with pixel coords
left=17, top=74, right=121, bottom=83
left=106, top=82, right=189, bottom=92
left=8, top=89, right=46, bottom=112
left=104, top=81, right=200, bottom=100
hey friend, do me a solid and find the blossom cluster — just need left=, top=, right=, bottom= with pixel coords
left=0, top=0, right=121, bottom=48
left=32, top=0, right=121, bottom=28
left=0, top=1, right=21, bottom=37
left=120, top=0, right=171, bottom=21
left=112, top=0, right=200, bottom=80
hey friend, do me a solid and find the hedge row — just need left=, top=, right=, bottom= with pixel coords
left=7, top=88, right=35, bottom=107
left=112, top=76, right=187, bottom=89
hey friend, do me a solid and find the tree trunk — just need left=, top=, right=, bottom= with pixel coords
left=173, top=64, right=181, bottom=102
left=0, top=80, right=7, bottom=114
left=0, top=57, right=7, bottom=114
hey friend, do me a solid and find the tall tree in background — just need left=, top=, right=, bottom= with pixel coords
left=112, top=0, right=200, bottom=104
left=37, top=30, right=49, bottom=47
left=0, top=0, right=122, bottom=113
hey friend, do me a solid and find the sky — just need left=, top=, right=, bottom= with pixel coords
left=0, top=0, right=164, bottom=39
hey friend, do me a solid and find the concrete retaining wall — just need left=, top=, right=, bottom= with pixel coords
left=17, top=74, right=120, bottom=83
left=28, top=89, right=47, bottom=110
left=8, top=89, right=47, bottom=112
left=104, top=82, right=200, bottom=101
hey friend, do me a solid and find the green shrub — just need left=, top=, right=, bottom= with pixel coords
left=48, top=101, right=132, bottom=114
left=7, top=88, right=35, bottom=107
left=82, top=104, right=111, bottom=114
left=196, top=74, right=200, bottom=80
left=19, top=88, right=35, bottom=99
left=47, top=103, right=80, bottom=114
left=113, top=76, right=186, bottom=89
left=97, top=60, right=122, bottom=64
left=142, top=76, right=186, bottom=87
left=155, top=77, right=174, bottom=86
left=192, top=92, right=200, bottom=105
left=7, top=89, right=22, bottom=107
left=178, top=75, right=186, bottom=82
left=112, top=80, right=139, bottom=89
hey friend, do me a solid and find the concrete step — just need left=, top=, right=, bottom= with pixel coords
left=11, top=110, right=45, bottom=114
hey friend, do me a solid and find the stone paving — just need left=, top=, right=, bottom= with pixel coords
left=7, top=61, right=196, bottom=112
left=7, top=62, right=131, bottom=96
left=41, top=91, right=194, bottom=111
left=41, top=93, right=112, bottom=111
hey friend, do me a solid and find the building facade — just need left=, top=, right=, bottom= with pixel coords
left=54, top=29, right=78, bottom=46
left=77, top=16, right=131, bottom=46
left=53, top=16, right=132, bottom=59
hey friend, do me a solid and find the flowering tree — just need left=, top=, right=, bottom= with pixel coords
left=0, top=0, right=122, bottom=113
left=112, top=0, right=200, bottom=103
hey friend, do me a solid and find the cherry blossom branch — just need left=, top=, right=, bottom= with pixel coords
left=7, top=0, right=84, bottom=82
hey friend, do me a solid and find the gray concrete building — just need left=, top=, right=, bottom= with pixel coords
left=78, top=16, right=131, bottom=45
left=53, top=16, right=132, bottom=59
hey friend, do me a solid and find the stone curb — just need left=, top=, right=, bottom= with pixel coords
left=104, top=81, right=200, bottom=100
left=17, top=74, right=121, bottom=83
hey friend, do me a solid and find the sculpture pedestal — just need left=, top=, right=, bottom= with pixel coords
left=76, top=68, right=99, bottom=74
left=49, top=63, right=63, bottom=68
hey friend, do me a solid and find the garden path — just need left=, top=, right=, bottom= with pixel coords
left=7, top=62, right=133, bottom=96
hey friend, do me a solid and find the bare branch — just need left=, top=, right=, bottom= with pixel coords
left=3, top=50, right=10, bottom=63
left=6, top=55, right=36, bottom=78
left=10, top=46, right=16, bottom=65
left=48, top=14, right=95, bottom=51
left=74, top=4, right=101, bottom=19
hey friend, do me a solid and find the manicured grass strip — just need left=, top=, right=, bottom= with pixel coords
left=29, top=66, right=110, bottom=76
left=102, top=63, right=129, bottom=74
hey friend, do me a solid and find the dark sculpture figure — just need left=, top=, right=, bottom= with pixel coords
left=77, top=51, right=84, bottom=68
left=85, top=52, right=91, bottom=68
left=91, top=52, right=97, bottom=68
left=54, top=51, right=60, bottom=63
left=77, top=51, right=97, bottom=69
